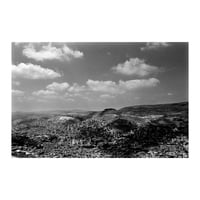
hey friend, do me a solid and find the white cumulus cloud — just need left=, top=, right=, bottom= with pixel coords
left=86, top=79, right=124, bottom=94
left=32, top=90, right=57, bottom=96
left=68, top=83, right=86, bottom=93
left=62, top=45, right=84, bottom=59
left=12, top=63, right=61, bottom=79
left=46, top=82, right=69, bottom=91
left=112, top=58, right=160, bottom=77
left=23, top=43, right=84, bottom=61
left=86, top=78, right=159, bottom=94
left=119, top=78, right=160, bottom=90
left=31, top=78, right=160, bottom=102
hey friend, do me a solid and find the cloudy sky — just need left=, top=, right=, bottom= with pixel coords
left=12, top=42, right=188, bottom=112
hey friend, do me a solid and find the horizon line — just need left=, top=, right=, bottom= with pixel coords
left=12, top=101, right=188, bottom=113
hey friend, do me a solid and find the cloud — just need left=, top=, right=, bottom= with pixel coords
left=141, top=42, right=171, bottom=51
left=62, top=45, right=84, bottom=59
left=32, top=90, right=57, bottom=96
left=86, top=79, right=124, bottom=94
left=112, top=58, right=160, bottom=77
left=86, top=78, right=159, bottom=94
left=32, top=82, right=85, bottom=101
left=119, top=78, right=160, bottom=90
left=23, top=43, right=62, bottom=61
left=12, top=89, right=24, bottom=96
left=32, top=89, right=77, bottom=102
left=12, top=63, right=61, bottom=79
left=46, top=82, right=69, bottom=91
left=70, top=78, right=160, bottom=95
left=68, top=83, right=86, bottom=93
left=23, top=43, right=84, bottom=61
left=31, top=78, right=160, bottom=103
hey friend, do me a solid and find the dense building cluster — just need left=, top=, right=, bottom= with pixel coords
left=12, top=110, right=188, bottom=158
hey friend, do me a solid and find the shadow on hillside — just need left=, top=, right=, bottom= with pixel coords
left=99, top=123, right=188, bottom=158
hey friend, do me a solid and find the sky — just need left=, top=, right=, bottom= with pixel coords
left=12, top=42, right=188, bottom=112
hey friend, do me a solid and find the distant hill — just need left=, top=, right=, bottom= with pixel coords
left=98, top=108, right=117, bottom=116
left=83, top=102, right=189, bottom=124
left=12, top=102, right=188, bottom=122
left=118, top=102, right=188, bottom=116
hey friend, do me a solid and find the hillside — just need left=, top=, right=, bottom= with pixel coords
left=12, top=102, right=188, bottom=158
left=118, top=102, right=188, bottom=115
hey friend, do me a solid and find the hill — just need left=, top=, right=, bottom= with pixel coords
left=118, top=102, right=188, bottom=116
left=12, top=102, right=188, bottom=158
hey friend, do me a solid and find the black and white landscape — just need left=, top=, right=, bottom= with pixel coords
left=12, top=42, right=188, bottom=158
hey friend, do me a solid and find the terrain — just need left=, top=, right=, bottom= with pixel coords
left=12, top=102, right=188, bottom=158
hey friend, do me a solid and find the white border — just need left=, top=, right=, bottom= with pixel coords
left=1, top=1, right=199, bottom=200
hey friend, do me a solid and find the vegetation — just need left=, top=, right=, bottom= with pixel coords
left=12, top=102, right=188, bottom=158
